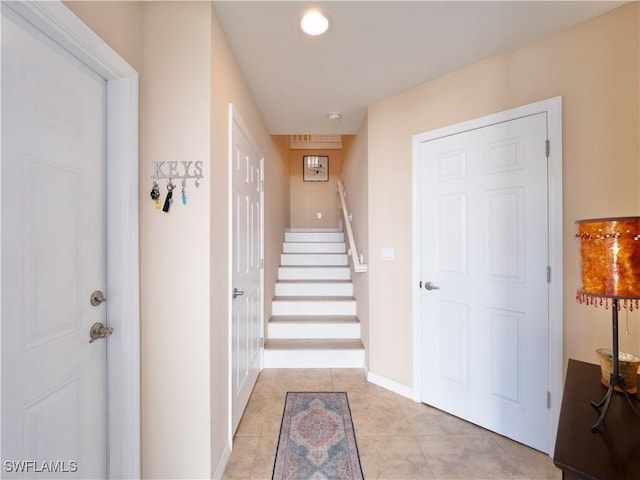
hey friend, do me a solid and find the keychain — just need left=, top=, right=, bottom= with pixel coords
left=150, top=181, right=161, bottom=209
left=152, top=167, right=202, bottom=211
left=162, top=181, right=175, bottom=212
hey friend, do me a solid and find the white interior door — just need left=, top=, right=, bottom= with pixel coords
left=1, top=6, right=108, bottom=477
left=230, top=108, right=263, bottom=435
left=419, top=113, right=550, bottom=452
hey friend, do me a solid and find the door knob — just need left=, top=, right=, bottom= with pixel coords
left=89, top=322, right=113, bottom=343
left=424, top=281, right=440, bottom=291
left=232, top=288, right=245, bottom=299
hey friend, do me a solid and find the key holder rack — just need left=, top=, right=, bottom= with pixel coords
left=150, top=161, right=204, bottom=212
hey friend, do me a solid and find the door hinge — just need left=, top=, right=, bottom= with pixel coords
left=260, top=258, right=264, bottom=269
left=260, top=337, right=264, bottom=348
left=259, top=180, right=264, bottom=192
left=545, top=139, right=550, bottom=158
left=547, top=391, right=551, bottom=409
left=547, top=266, right=551, bottom=283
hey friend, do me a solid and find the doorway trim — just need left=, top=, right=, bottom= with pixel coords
left=1, top=2, right=141, bottom=477
left=412, top=96, right=563, bottom=454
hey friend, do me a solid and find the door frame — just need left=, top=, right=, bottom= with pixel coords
left=227, top=104, right=265, bottom=446
left=0, top=2, right=140, bottom=477
left=412, top=96, right=562, bottom=454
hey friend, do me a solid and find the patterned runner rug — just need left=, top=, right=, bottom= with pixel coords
left=272, top=392, right=364, bottom=480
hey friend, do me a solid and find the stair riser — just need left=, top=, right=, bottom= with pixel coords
left=275, top=282, right=353, bottom=297
left=278, top=267, right=351, bottom=281
left=280, top=254, right=348, bottom=266
left=263, top=349, right=364, bottom=368
left=268, top=323, right=360, bottom=339
left=283, top=243, right=346, bottom=254
left=272, top=301, right=356, bottom=316
left=285, top=232, right=345, bottom=243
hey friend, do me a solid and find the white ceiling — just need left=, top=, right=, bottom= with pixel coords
left=213, top=1, right=625, bottom=135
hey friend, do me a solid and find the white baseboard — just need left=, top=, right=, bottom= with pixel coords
left=213, top=441, right=232, bottom=480
left=367, top=371, right=418, bottom=401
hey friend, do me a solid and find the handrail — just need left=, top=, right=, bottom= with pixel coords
left=337, top=181, right=367, bottom=273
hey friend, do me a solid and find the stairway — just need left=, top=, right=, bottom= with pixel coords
left=263, top=228, right=365, bottom=368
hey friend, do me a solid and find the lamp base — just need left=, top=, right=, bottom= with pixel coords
left=588, top=297, right=640, bottom=431
left=590, top=373, right=640, bottom=432
left=596, top=348, right=640, bottom=394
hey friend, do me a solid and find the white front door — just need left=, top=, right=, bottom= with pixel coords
left=418, top=113, right=550, bottom=452
left=230, top=107, right=263, bottom=435
left=2, top=6, right=108, bottom=477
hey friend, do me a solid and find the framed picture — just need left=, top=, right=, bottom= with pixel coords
left=303, top=155, right=329, bottom=182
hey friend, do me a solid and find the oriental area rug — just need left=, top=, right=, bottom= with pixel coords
left=272, top=392, right=364, bottom=480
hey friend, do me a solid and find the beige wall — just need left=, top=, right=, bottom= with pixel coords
left=210, top=6, right=290, bottom=472
left=64, top=1, right=143, bottom=72
left=342, top=130, right=370, bottom=365
left=139, top=3, right=213, bottom=477
left=367, top=3, right=640, bottom=387
left=66, top=1, right=289, bottom=477
left=263, top=135, right=291, bottom=334
left=289, top=149, right=343, bottom=228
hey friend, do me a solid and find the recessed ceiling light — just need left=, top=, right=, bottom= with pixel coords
left=327, top=112, right=341, bottom=122
left=300, top=11, right=330, bottom=36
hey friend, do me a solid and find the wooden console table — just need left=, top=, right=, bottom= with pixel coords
left=553, top=359, right=640, bottom=479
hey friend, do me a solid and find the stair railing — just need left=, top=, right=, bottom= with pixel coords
left=337, top=181, right=367, bottom=273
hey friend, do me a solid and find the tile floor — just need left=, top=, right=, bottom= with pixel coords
left=222, top=368, right=561, bottom=480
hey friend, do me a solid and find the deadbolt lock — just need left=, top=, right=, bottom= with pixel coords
left=90, top=290, right=107, bottom=306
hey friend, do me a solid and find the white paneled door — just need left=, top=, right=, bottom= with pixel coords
left=419, top=113, right=550, bottom=452
left=2, top=6, right=108, bottom=478
left=230, top=107, right=263, bottom=435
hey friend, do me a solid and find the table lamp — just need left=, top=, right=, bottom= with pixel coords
left=576, top=217, right=640, bottom=431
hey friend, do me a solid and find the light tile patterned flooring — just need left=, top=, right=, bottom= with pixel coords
left=222, top=368, right=561, bottom=480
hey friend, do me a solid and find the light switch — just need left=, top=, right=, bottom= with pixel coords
left=381, top=247, right=395, bottom=261
left=316, top=212, right=322, bottom=219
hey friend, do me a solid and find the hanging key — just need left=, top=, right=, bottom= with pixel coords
left=181, top=179, right=187, bottom=205
left=162, top=181, right=175, bottom=212
left=150, top=181, right=161, bottom=209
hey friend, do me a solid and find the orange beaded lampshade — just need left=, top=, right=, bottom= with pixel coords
left=576, top=217, right=640, bottom=309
